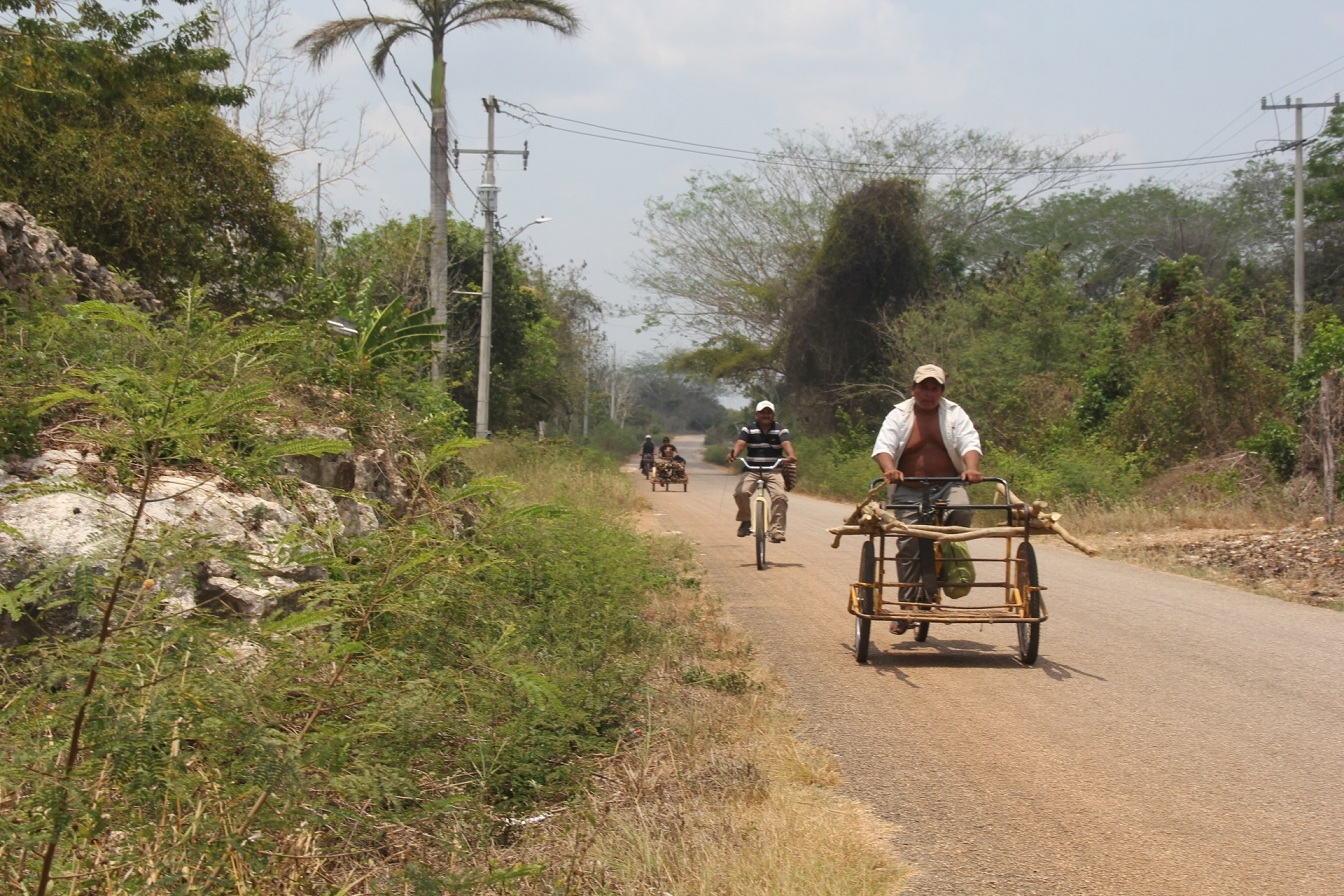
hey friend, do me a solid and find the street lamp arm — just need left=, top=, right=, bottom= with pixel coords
left=501, top=215, right=553, bottom=246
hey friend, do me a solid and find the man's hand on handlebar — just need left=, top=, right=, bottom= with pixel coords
left=881, top=469, right=982, bottom=484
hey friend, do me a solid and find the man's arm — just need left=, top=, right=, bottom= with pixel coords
left=874, top=451, right=904, bottom=484
left=725, top=437, right=748, bottom=463
left=961, top=449, right=983, bottom=484
left=780, top=439, right=798, bottom=464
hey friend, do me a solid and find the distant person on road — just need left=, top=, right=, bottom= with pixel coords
left=659, top=437, right=682, bottom=461
left=871, top=364, right=983, bottom=632
left=655, top=436, right=686, bottom=480
left=726, top=400, right=797, bottom=542
left=640, top=434, right=656, bottom=477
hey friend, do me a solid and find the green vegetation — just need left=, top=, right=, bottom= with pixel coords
left=0, top=0, right=304, bottom=305
left=0, top=285, right=666, bottom=892
left=1, top=7, right=1341, bottom=892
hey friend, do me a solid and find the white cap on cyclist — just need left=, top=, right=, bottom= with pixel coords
left=912, top=363, right=946, bottom=385
left=755, top=400, right=775, bottom=412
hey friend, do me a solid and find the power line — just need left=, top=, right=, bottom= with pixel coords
left=330, top=0, right=488, bottom=218
left=499, top=100, right=1262, bottom=176
left=358, top=0, right=431, bottom=133
left=325, top=0, right=429, bottom=178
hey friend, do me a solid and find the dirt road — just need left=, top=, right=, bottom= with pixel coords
left=641, top=444, right=1344, bottom=895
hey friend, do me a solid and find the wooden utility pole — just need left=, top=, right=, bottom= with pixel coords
left=1261, top=94, right=1340, bottom=361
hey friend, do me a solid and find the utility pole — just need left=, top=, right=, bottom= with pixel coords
left=456, top=96, right=529, bottom=440
left=315, top=163, right=323, bottom=278
left=1262, top=94, right=1340, bottom=361
left=609, top=345, right=616, bottom=423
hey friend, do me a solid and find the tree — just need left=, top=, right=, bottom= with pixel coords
left=1106, top=257, right=1286, bottom=470
left=209, top=0, right=390, bottom=205
left=981, top=174, right=1294, bottom=301
left=1303, top=105, right=1344, bottom=315
left=321, top=214, right=554, bottom=432
left=1305, top=104, right=1344, bottom=224
left=523, top=261, right=607, bottom=435
left=296, top=0, right=581, bottom=385
left=0, top=0, right=305, bottom=305
left=784, top=177, right=931, bottom=430
left=630, top=115, right=1115, bottom=383
left=878, top=248, right=1091, bottom=451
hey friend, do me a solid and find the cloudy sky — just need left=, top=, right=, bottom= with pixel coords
left=275, top=0, right=1344, bottom=361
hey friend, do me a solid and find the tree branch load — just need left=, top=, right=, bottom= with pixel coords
left=828, top=483, right=1098, bottom=557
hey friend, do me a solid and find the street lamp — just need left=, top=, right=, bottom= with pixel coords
left=475, top=208, right=552, bottom=440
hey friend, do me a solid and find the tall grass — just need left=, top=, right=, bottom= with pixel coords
left=478, top=536, right=911, bottom=896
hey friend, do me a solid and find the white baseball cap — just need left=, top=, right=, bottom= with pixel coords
left=912, top=364, right=946, bottom=384
left=755, top=400, right=775, bottom=412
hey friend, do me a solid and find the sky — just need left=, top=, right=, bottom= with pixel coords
left=271, top=0, right=1344, bottom=366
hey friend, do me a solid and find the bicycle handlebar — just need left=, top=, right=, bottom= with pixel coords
left=739, top=457, right=786, bottom=472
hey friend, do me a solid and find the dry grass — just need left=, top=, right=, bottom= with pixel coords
left=465, top=439, right=640, bottom=515
left=1056, top=453, right=1325, bottom=541
left=483, top=536, right=910, bottom=896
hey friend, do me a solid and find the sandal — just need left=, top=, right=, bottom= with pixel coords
left=889, top=619, right=909, bottom=635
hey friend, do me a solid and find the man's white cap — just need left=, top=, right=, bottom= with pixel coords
left=912, top=364, right=946, bottom=384
left=755, top=400, right=775, bottom=412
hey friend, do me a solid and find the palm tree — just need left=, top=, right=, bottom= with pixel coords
left=297, top=0, right=581, bottom=384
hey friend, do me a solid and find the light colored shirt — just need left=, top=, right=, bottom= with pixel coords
left=871, top=398, right=982, bottom=473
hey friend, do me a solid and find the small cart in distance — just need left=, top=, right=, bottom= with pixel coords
left=849, top=476, right=1047, bottom=665
left=651, top=457, right=689, bottom=491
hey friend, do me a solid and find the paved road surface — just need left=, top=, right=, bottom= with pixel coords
left=640, top=442, right=1344, bottom=895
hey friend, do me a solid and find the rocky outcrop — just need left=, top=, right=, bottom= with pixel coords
left=0, top=443, right=403, bottom=648
left=0, top=202, right=157, bottom=310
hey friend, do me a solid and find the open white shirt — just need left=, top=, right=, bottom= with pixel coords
left=871, top=398, right=982, bottom=473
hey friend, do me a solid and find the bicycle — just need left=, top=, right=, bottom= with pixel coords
left=739, top=457, right=787, bottom=570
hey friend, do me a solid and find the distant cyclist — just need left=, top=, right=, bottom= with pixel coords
left=725, top=400, right=797, bottom=542
left=639, top=434, right=656, bottom=477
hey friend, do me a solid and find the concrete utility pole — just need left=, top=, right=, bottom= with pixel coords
left=315, top=163, right=323, bottom=278
left=456, top=96, right=529, bottom=440
left=1262, top=94, right=1341, bottom=361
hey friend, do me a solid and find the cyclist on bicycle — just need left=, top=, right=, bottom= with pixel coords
left=639, top=434, right=656, bottom=477
left=726, top=400, right=797, bottom=542
left=871, top=364, right=983, bottom=632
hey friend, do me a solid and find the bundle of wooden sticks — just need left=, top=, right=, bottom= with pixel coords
left=827, top=483, right=1098, bottom=556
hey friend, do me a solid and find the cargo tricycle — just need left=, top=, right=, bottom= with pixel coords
left=848, top=476, right=1047, bottom=665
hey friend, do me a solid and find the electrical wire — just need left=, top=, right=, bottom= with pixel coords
left=498, top=100, right=1262, bottom=176
left=1169, top=55, right=1344, bottom=192
left=326, top=0, right=429, bottom=178
left=359, top=0, right=431, bottom=133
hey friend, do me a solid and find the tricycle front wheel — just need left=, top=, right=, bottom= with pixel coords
left=854, top=541, right=875, bottom=663
left=1015, top=542, right=1041, bottom=665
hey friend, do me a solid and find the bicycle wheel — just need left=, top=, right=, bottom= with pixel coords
left=914, top=536, right=935, bottom=642
left=854, top=540, right=875, bottom=663
left=1015, top=542, right=1041, bottom=665
left=754, top=499, right=767, bottom=570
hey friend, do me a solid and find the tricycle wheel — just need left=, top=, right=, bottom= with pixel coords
left=1015, top=542, right=1041, bottom=665
left=855, top=541, right=875, bottom=663
left=914, top=621, right=931, bottom=642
